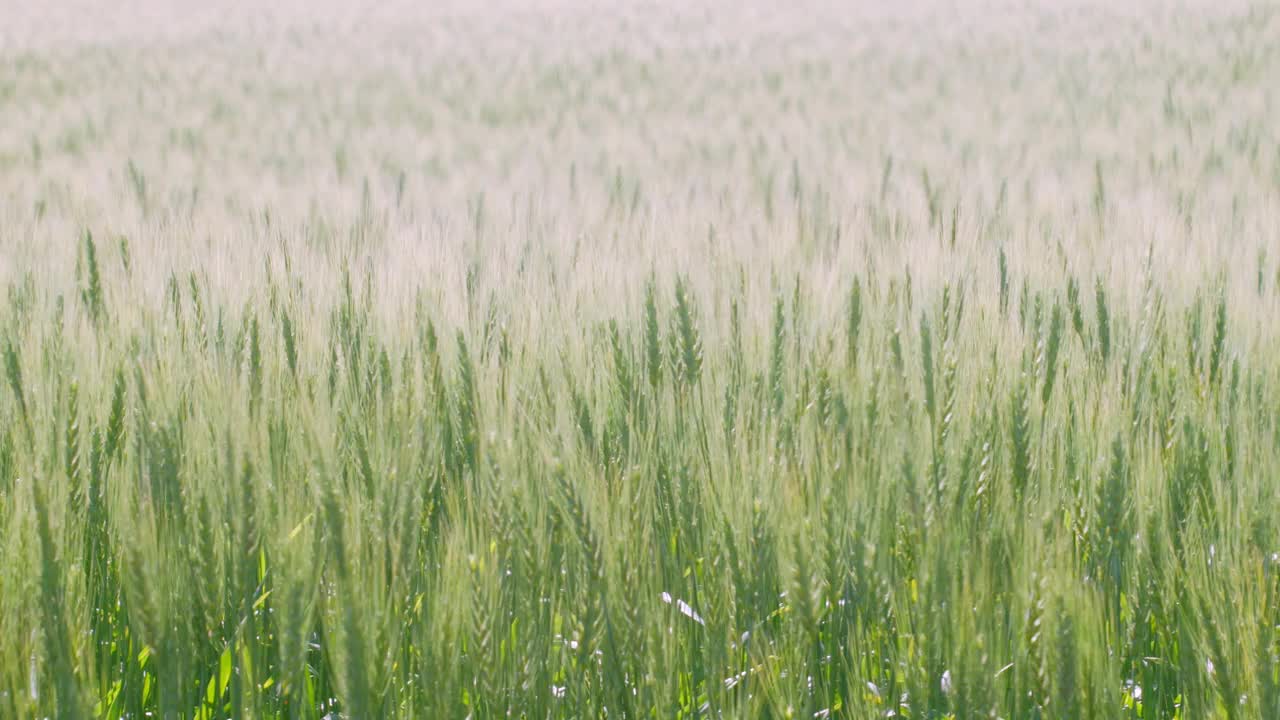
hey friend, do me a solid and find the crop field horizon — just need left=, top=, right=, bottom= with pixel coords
left=2, top=1, right=1280, bottom=718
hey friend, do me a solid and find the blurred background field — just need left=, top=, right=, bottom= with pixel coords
left=2, top=1, right=1280, bottom=717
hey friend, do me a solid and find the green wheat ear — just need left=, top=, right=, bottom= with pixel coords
left=64, top=379, right=82, bottom=494
left=1256, top=247, right=1267, bottom=296
left=1209, top=288, right=1227, bottom=386
left=608, top=319, right=634, bottom=407
left=1092, top=158, right=1107, bottom=222
left=1094, top=279, right=1111, bottom=365
left=769, top=296, right=787, bottom=415
left=281, top=310, right=298, bottom=378
left=2, top=339, right=21, bottom=409
left=1009, top=379, right=1032, bottom=498
left=643, top=278, right=663, bottom=390
left=246, top=313, right=262, bottom=413
left=920, top=313, right=936, bottom=425
left=456, top=331, right=479, bottom=473
left=847, top=277, right=862, bottom=371
left=889, top=325, right=904, bottom=378
left=1041, top=301, right=1064, bottom=406
left=998, top=247, right=1010, bottom=318
left=104, top=368, right=127, bottom=462
left=81, top=230, right=105, bottom=324
left=671, top=276, right=702, bottom=387
left=3, top=340, right=29, bottom=442
left=1066, top=276, right=1086, bottom=345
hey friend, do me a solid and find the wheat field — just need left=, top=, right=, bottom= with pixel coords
left=2, top=1, right=1280, bottom=718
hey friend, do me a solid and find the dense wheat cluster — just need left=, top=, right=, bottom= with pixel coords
left=2, top=1, right=1280, bottom=717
